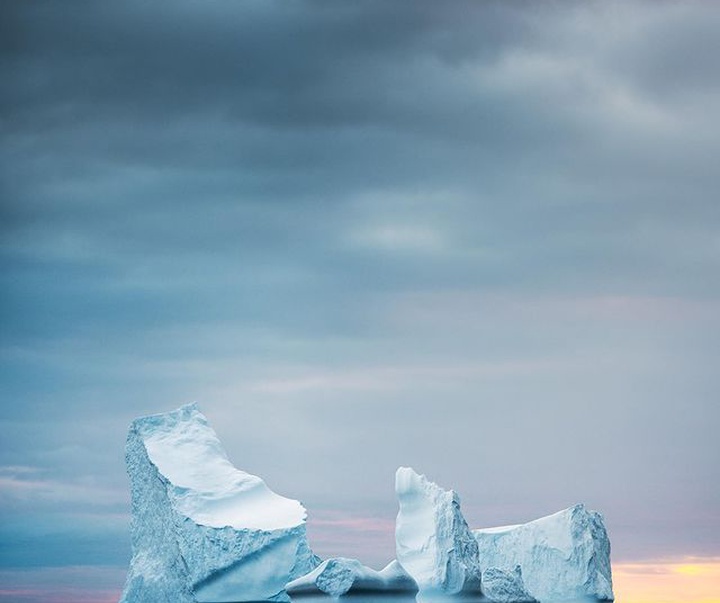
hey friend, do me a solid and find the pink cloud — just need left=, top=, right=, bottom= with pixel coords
left=305, top=510, right=396, bottom=567
left=613, top=556, right=720, bottom=603
left=0, top=589, right=120, bottom=603
left=0, top=567, right=125, bottom=603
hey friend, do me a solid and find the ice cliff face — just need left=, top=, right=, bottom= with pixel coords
left=474, top=504, right=614, bottom=601
left=119, top=403, right=319, bottom=603
left=395, top=467, right=482, bottom=594
left=285, top=558, right=417, bottom=596
left=481, top=566, right=536, bottom=603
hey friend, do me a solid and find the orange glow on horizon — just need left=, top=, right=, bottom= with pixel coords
left=613, top=557, right=720, bottom=603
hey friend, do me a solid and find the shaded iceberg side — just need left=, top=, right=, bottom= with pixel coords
left=286, top=557, right=417, bottom=597
left=473, top=504, right=613, bottom=601
left=119, top=404, right=319, bottom=603
left=119, top=427, right=193, bottom=603
left=181, top=522, right=317, bottom=603
left=395, top=467, right=481, bottom=594
left=481, top=566, right=537, bottom=603
left=378, top=560, right=420, bottom=592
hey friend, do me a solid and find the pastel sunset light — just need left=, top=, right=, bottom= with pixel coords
left=613, top=558, right=720, bottom=603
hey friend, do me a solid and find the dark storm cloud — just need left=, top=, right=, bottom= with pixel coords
left=3, top=2, right=495, bottom=134
left=1, top=0, right=719, bottom=598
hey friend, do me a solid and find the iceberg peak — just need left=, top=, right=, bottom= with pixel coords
left=395, top=467, right=481, bottom=594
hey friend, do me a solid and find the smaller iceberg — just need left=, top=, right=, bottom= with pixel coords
left=395, top=467, right=482, bottom=594
left=474, top=504, right=614, bottom=601
left=285, top=558, right=417, bottom=596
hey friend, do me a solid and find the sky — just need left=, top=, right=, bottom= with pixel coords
left=1, top=1, right=719, bottom=601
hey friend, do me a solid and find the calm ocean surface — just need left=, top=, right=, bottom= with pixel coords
left=290, top=595, right=605, bottom=603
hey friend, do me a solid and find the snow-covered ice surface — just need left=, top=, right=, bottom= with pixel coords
left=474, top=504, right=613, bottom=601
left=119, top=403, right=319, bottom=603
left=395, top=467, right=482, bottom=595
left=286, top=558, right=417, bottom=596
left=481, top=566, right=536, bottom=603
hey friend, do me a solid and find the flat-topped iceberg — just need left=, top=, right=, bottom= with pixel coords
left=286, top=558, right=417, bottom=596
left=119, top=403, right=319, bottom=603
left=474, top=504, right=614, bottom=601
left=395, top=467, right=482, bottom=594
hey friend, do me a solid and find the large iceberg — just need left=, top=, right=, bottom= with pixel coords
left=473, top=504, right=614, bottom=601
left=119, top=403, right=319, bottom=603
left=395, top=467, right=482, bottom=594
left=286, top=558, right=417, bottom=596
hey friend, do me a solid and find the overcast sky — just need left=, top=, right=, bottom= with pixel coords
left=1, top=1, right=719, bottom=601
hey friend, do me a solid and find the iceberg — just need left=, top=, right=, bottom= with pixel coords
left=119, top=403, right=319, bottom=603
left=395, top=467, right=482, bottom=594
left=473, top=504, right=614, bottom=601
left=481, top=566, right=536, bottom=603
left=286, top=558, right=417, bottom=596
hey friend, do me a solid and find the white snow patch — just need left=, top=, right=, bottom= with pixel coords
left=137, top=403, right=306, bottom=531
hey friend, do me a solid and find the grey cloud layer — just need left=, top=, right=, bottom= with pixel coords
left=1, top=0, right=719, bottom=588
